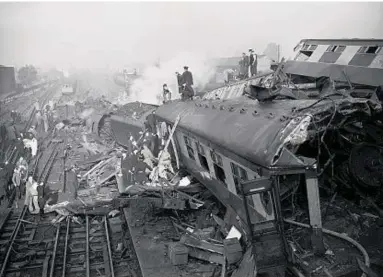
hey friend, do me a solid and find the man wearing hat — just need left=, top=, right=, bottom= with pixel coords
left=248, top=49, right=258, bottom=77
left=181, top=66, right=194, bottom=100
left=239, top=52, right=249, bottom=80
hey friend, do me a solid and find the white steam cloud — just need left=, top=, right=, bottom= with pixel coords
left=121, top=52, right=216, bottom=105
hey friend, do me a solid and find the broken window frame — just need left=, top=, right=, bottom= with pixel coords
left=210, top=150, right=223, bottom=167
left=297, top=44, right=317, bottom=59
left=357, top=46, right=368, bottom=53
left=308, top=45, right=318, bottom=51
left=195, top=142, right=209, bottom=171
left=334, top=45, right=346, bottom=53
left=358, top=45, right=381, bottom=54
left=366, top=46, right=381, bottom=54
left=326, top=45, right=339, bottom=52
left=183, top=135, right=196, bottom=161
left=231, top=162, right=248, bottom=194
left=210, top=150, right=226, bottom=185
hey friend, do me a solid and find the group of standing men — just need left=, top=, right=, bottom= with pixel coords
left=161, top=66, right=194, bottom=104
left=34, top=101, right=53, bottom=134
left=238, top=48, right=258, bottom=80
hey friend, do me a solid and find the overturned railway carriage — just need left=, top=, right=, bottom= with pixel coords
left=284, top=39, right=383, bottom=99
left=152, top=95, right=382, bottom=276
left=98, top=102, right=158, bottom=147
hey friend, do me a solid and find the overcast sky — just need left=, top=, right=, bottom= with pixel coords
left=1, top=2, right=382, bottom=70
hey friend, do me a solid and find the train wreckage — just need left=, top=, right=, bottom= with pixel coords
left=101, top=39, right=383, bottom=277
left=1, top=38, right=383, bottom=277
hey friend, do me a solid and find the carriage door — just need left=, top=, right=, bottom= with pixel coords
left=240, top=177, right=288, bottom=276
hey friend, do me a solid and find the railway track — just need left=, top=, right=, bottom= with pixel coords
left=0, top=212, right=141, bottom=277
left=1, top=81, right=142, bottom=277
left=1, top=135, right=141, bottom=277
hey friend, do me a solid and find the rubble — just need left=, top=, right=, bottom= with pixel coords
left=2, top=40, right=383, bottom=277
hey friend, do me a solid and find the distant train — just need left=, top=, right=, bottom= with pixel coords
left=61, top=80, right=78, bottom=96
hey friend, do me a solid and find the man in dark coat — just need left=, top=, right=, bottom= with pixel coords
left=135, top=154, right=150, bottom=184
left=0, top=164, right=8, bottom=205
left=249, top=49, right=258, bottom=77
left=181, top=66, right=194, bottom=100
left=146, top=111, right=157, bottom=134
left=175, top=72, right=183, bottom=95
left=239, top=53, right=249, bottom=80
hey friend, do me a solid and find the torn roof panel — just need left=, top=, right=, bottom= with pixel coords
left=202, top=71, right=274, bottom=101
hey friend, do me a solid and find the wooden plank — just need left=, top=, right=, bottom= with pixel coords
left=186, top=247, right=224, bottom=265
left=168, top=125, right=180, bottom=169
left=180, top=234, right=224, bottom=254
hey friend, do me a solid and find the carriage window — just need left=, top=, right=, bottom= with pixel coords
left=308, top=45, right=317, bottom=51
left=357, top=46, right=368, bottom=53
left=326, top=45, right=338, bottom=52
left=196, top=142, right=209, bottom=171
left=211, top=151, right=226, bottom=184
left=183, top=136, right=195, bottom=161
left=335, top=45, right=346, bottom=53
left=366, top=46, right=380, bottom=54
left=259, top=191, right=275, bottom=221
left=231, top=162, right=248, bottom=193
left=210, top=150, right=223, bottom=166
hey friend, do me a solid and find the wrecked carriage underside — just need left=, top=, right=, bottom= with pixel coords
left=277, top=95, right=383, bottom=202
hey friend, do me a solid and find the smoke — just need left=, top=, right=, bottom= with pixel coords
left=124, top=51, right=216, bottom=105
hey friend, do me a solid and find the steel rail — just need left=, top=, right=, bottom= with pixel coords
left=61, top=217, right=70, bottom=277
left=0, top=205, right=27, bottom=277
left=38, top=149, right=56, bottom=182
left=49, top=223, right=61, bottom=277
left=0, top=210, right=12, bottom=233
left=104, top=216, right=115, bottom=277
left=41, top=151, right=58, bottom=185
left=86, top=216, right=90, bottom=277
left=31, top=151, right=43, bottom=179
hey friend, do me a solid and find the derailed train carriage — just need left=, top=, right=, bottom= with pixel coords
left=105, top=38, right=383, bottom=275
left=106, top=89, right=382, bottom=276
left=153, top=92, right=382, bottom=276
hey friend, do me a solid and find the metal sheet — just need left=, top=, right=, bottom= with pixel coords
left=110, top=115, right=143, bottom=147
left=336, top=46, right=360, bottom=65
left=369, top=54, right=383, bottom=69
left=307, top=45, right=328, bottom=63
